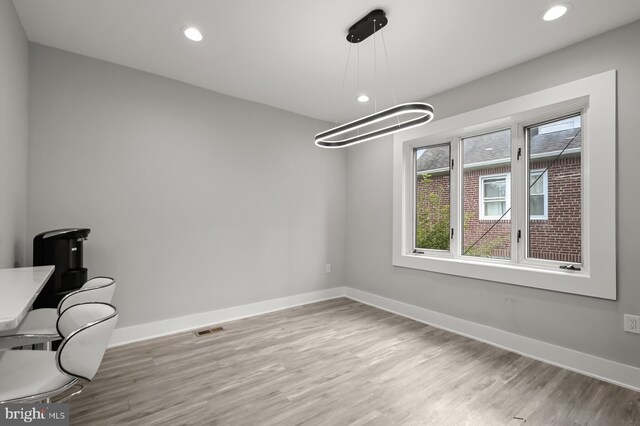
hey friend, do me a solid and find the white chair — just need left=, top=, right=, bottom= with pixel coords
left=0, top=277, right=116, bottom=350
left=0, top=302, right=118, bottom=403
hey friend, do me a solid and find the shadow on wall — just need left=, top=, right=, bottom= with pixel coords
left=13, top=240, right=24, bottom=268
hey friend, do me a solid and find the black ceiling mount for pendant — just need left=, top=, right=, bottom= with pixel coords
left=347, top=9, right=388, bottom=43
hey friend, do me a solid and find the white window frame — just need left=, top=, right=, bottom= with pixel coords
left=528, top=170, right=548, bottom=221
left=478, top=173, right=511, bottom=221
left=393, top=70, right=616, bottom=300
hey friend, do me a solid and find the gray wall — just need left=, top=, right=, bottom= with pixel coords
left=346, top=20, right=640, bottom=367
left=28, top=44, right=346, bottom=328
left=0, top=0, right=29, bottom=268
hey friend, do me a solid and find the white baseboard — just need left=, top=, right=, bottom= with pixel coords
left=343, top=287, right=640, bottom=392
left=109, top=287, right=346, bottom=348
left=109, top=285, right=640, bottom=392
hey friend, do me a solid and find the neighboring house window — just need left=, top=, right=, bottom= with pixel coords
left=480, top=174, right=510, bottom=220
left=477, top=171, right=547, bottom=221
left=393, top=71, right=616, bottom=299
left=528, top=170, right=548, bottom=220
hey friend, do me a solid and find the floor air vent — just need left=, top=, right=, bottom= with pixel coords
left=194, top=326, right=224, bottom=337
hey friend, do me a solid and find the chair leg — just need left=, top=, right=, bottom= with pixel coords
left=55, top=384, right=84, bottom=403
left=44, top=337, right=54, bottom=404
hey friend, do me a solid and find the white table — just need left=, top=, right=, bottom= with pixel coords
left=0, top=266, right=55, bottom=331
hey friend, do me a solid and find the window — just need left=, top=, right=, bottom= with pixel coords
left=411, top=115, right=580, bottom=269
left=479, top=174, right=510, bottom=220
left=527, top=116, right=581, bottom=262
left=475, top=171, right=547, bottom=221
left=393, top=71, right=616, bottom=299
left=415, top=144, right=451, bottom=251
left=463, top=129, right=512, bottom=259
left=528, top=171, right=548, bottom=220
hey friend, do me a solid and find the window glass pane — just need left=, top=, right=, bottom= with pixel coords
left=485, top=201, right=506, bottom=217
left=463, top=130, right=511, bottom=259
left=484, top=178, right=506, bottom=198
left=530, top=172, right=544, bottom=195
left=538, top=115, right=581, bottom=135
left=415, top=144, right=450, bottom=251
left=528, top=115, right=582, bottom=263
left=529, top=195, right=545, bottom=217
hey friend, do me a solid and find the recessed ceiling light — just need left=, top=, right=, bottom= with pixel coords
left=357, top=94, right=370, bottom=103
left=183, top=27, right=203, bottom=42
left=485, top=147, right=494, bottom=151
left=542, top=4, right=571, bottom=22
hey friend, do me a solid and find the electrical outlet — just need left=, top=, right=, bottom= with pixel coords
left=325, top=264, right=331, bottom=274
left=624, top=314, right=640, bottom=334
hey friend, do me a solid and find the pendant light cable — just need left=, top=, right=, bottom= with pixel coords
left=334, top=35, right=354, bottom=126
left=373, top=20, right=377, bottom=113
left=380, top=28, right=397, bottom=106
left=357, top=42, right=360, bottom=137
left=380, top=28, right=401, bottom=128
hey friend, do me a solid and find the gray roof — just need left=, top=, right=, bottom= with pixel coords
left=417, top=128, right=581, bottom=173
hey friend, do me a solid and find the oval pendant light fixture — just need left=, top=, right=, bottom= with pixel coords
left=315, top=9, right=434, bottom=149
left=315, top=102, right=433, bottom=148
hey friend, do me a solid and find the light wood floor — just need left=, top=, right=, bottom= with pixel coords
left=66, top=298, right=640, bottom=425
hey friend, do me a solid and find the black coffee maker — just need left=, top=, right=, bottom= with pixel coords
left=33, top=228, right=91, bottom=309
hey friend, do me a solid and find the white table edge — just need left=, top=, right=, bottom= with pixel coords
left=0, top=266, right=55, bottom=331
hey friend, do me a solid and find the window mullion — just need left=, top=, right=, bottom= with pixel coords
left=450, top=138, right=460, bottom=258
left=512, top=124, right=526, bottom=264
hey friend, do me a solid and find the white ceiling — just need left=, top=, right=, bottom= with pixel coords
left=13, top=0, right=640, bottom=123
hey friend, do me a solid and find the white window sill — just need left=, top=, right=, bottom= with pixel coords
left=392, top=252, right=604, bottom=298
